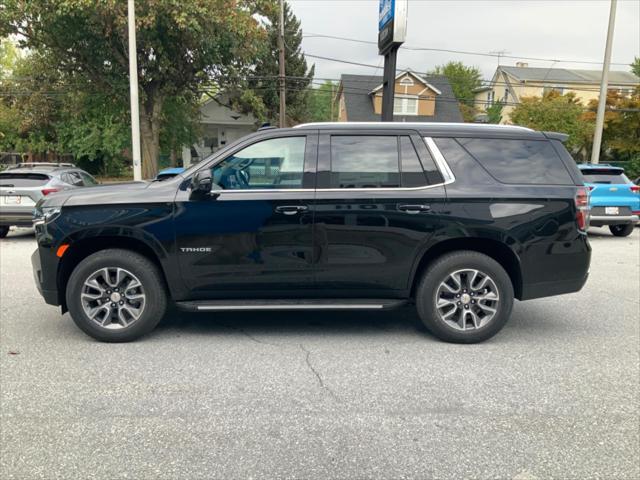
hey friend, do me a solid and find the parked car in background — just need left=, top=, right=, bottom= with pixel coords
left=32, top=123, right=591, bottom=343
left=578, top=164, right=640, bottom=237
left=0, top=163, right=98, bottom=238
left=155, top=167, right=185, bottom=181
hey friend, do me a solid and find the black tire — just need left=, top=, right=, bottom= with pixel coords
left=65, top=249, right=167, bottom=342
left=609, top=224, right=634, bottom=237
left=0, top=226, right=9, bottom=238
left=415, top=251, right=514, bottom=344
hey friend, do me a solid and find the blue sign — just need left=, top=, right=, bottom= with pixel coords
left=379, top=0, right=395, bottom=30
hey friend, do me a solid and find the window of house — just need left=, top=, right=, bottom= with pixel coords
left=330, top=136, right=400, bottom=188
left=487, top=90, right=494, bottom=106
left=543, top=86, right=564, bottom=96
left=211, top=137, right=306, bottom=189
left=393, top=96, right=418, bottom=115
left=399, top=76, right=414, bottom=87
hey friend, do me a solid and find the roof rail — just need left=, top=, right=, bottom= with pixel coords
left=16, top=162, right=75, bottom=168
left=293, top=121, right=534, bottom=131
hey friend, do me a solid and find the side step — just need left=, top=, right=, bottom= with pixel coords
left=175, top=299, right=408, bottom=312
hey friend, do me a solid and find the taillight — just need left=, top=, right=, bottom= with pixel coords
left=41, top=188, right=59, bottom=196
left=575, top=186, right=590, bottom=232
left=630, top=185, right=640, bottom=193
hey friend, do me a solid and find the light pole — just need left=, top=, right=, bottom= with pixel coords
left=128, top=0, right=142, bottom=181
left=590, top=0, right=617, bottom=165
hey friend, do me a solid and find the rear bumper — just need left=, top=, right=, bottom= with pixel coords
left=0, top=211, right=34, bottom=227
left=520, top=272, right=589, bottom=301
left=590, top=214, right=639, bottom=226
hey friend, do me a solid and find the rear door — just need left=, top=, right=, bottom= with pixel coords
left=0, top=172, right=51, bottom=219
left=312, top=130, right=447, bottom=297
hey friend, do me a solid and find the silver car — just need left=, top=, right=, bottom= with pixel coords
left=0, top=163, right=97, bottom=238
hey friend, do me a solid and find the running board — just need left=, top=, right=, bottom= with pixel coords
left=175, top=299, right=408, bottom=312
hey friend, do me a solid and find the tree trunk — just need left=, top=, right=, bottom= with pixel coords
left=169, top=148, right=177, bottom=167
left=139, top=95, right=164, bottom=179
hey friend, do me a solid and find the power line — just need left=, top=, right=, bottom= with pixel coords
left=303, top=32, right=634, bottom=66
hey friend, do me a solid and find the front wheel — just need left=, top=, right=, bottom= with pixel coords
left=415, top=251, right=514, bottom=343
left=66, top=249, right=168, bottom=342
left=609, top=224, right=634, bottom=237
left=0, top=226, right=9, bottom=238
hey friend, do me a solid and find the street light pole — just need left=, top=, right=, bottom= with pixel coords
left=590, top=0, right=617, bottom=165
left=128, top=0, right=142, bottom=181
left=278, top=0, right=286, bottom=128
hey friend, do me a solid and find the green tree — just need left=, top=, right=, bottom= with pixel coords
left=430, top=62, right=482, bottom=122
left=510, top=91, right=593, bottom=154
left=631, top=57, right=640, bottom=78
left=486, top=100, right=504, bottom=124
left=252, top=1, right=314, bottom=125
left=1, top=0, right=270, bottom=178
left=308, top=81, right=337, bottom=122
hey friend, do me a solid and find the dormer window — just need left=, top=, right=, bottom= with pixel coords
left=399, top=76, right=414, bottom=87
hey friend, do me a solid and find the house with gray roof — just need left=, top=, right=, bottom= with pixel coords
left=337, top=71, right=463, bottom=123
left=475, top=62, right=639, bottom=124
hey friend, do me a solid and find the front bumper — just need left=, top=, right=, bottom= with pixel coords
left=590, top=214, right=639, bottom=227
left=31, top=248, right=60, bottom=306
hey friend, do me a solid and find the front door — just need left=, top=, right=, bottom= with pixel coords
left=312, top=131, right=447, bottom=297
left=174, top=133, right=317, bottom=298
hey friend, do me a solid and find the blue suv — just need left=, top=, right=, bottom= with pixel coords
left=578, top=164, right=640, bottom=237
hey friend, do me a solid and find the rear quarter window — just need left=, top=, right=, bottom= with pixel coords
left=580, top=169, right=629, bottom=184
left=456, top=138, right=574, bottom=185
left=0, top=173, right=51, bottom=187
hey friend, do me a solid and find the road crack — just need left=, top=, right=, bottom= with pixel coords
left=299, top=344, right=340, bottom=402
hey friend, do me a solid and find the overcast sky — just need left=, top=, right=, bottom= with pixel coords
left=289, top=0, right=640, bottom=83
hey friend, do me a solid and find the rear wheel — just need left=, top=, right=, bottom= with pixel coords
left=415, top=251, right=514, bottom=343
left=0, top=226, right=9, bottom=238
left=609, top=224, right=634, bottom=237
left=66, top=249, right=167, bottom=342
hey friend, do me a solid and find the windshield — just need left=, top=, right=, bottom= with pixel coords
left=581, top=169, right=630, bottom=184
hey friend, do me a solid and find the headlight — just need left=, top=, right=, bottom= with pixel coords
left=33, top=207, right=62, bottom=226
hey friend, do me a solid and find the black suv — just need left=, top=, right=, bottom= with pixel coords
left=31, top=123, right=591, bottom=343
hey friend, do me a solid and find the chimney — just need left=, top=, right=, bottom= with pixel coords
left=516, top=62, right=528, bottom=68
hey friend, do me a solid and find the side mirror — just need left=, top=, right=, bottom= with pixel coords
left=191, top=170, right=213, bottom=195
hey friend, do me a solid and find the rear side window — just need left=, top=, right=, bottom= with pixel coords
left=330, top=136, right=400, bottom=188
left=0, top=173, right=50, bottom=187
left=399, top=137, right=428, bottom=188
left=580, top=169, right=629, bottom=184
left=457, top=138, right=573, bottom=185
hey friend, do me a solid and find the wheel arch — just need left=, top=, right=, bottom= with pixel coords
left=56, top=233, right=176, bottom=311
left=410, top=237, right=523, bottom=300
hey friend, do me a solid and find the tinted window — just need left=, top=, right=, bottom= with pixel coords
left=330, top=136, right=399, bottom=188
left=79, top=172, right=97, bottom=186
left=399, top=137, right=427, bottom=188
left=212, top=137, right=306, bottom=189
left=580, top=169, right=629, bottom=184
left=457, top=138, right=573, bottom=185
left=0, top=173, right=50, bottom=187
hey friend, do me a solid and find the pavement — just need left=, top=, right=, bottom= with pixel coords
left=1, top=226, right=639, bottom=479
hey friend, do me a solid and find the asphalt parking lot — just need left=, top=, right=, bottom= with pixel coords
left=1, top=227, right=638, bottom=479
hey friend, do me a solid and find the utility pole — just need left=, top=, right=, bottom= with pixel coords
left=127, top=0, right=142, bottom=181
left=591, top=0, right=617, bottom=165
left=278, top=0, right=286, bottom=128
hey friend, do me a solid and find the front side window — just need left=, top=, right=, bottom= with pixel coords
left=79, top=172, right=97, bottom=186
left=330, top=136, right=400, bottom=188
left=211, top=137, right=306, bottom=190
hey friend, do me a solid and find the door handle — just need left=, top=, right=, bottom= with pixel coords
left=397, top=204, right=431, bottom=214
left=275, top=205, right=308, bottom=215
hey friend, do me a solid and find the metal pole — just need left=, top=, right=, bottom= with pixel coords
left=380, top=45, right=398, bottom=122
left=278, top=0, right=286, bottom=128
left=127, top=0, right=142, bottom=181
left=590, top=0, right=617, bottom=165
